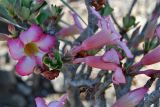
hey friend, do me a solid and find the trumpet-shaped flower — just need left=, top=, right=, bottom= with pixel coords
left=113, top=87, right=148, bottom=107
left=73, top=54, right=126, bottom=84
left=134, top=45, right=160, bottom=67
left=56, top=12, right=83, bottom=37
left=35, top=94, right=68, bottom=107
left=71, top=7, right=133, bottom=58
left=7, top=25, right=56, bottom=76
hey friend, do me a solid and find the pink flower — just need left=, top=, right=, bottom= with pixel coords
left=113, top=87, right=148, bottom=107
left=135, top=45, right=160, bottom=67
left=156, top=26, right=160, bottom=39
left=56, top=12, right=83, bottom=37
left=73, top=55, right=126, bottom=84
left=71, top=8, right=133, bottom=58
left=7, top=25, right=56, bottom=76
left=35, top=94, right=68, bottom=107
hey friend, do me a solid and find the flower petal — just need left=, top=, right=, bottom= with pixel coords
left=16, top=56, right=36, bottom=76
left=156, top=26, right=160, bottom=39
left=71, top=12, right=83, bottom=32
left=35, top=97, right=47, bottom=107
left=35, top=50, right=46, bottom=66
left=48, top=101, right=59, bottom=107
left=20, top=24, right=43, bottom=44
left=113, top=87, right=148, bottom=107
left=116, top=40, right=133, bottom=58
left=102, top=48, right=120, bottom=64
left=112, top=68, right=126, bottom=84
left=36, top=34, right=56, bottom=52
left=7, top=38, right=25, bottom=60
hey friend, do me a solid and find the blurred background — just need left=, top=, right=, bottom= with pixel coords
left=0, top=0, right=159, bottom=107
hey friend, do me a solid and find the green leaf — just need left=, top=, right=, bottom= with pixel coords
left=51, top=5, right=62, bottom=16
left=101, top=4, right=113, bottom=16
left=36, top=10, right=49, bottom=24
left=21, top=6, right=30, bottom=20
left=0, top=5, right=13, bottom=21
left=22, top=0, right=32, bottom=7
left=54, top=51, right=63, bottom=66
left=123, top=16, right=136, bottom=29
left=43, top=51, right=63, bottom=70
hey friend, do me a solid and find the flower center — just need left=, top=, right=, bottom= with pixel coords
left=24, top=42, right=38, bottom=56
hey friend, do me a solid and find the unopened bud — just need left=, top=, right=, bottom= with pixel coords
left=8, top=24, right=16, bottom=34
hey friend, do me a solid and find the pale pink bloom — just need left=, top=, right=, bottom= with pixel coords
left=7, top=25, right=56, bottom=76
left=71, top=8, right=133, bottom=58
left=56, top=12, right=83, bottom=37
left=156, top=26, right=160, bottom=39
left=113, top=87, right=148, bottom=107
left=73, top=55, right=126, bottom=84
left=102, top=48, right=120, bottom=64
left=35, top=94, right=68, bottom=107
left=135, top=45, right=160, bottom=66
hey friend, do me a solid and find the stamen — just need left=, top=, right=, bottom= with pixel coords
left=24, top=42, right=38, bottom=56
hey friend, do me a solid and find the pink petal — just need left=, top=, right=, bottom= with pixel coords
left=35, top=97, right=47, bottom=107
left=112, top=68, right=126, bottom=84
left=16, top=56, right=36, bottom=76
left=156, top=26, right=160, bottom=39
left=71, top=30, right=114, bottom=56
left=48, top=101, right=59, bottom=107
left=58, top=94, right=68, bottom=107
left=71, top=12, right=83, bottom=32
left=102, top=48, right=120, bottom=64
left=20, top=24, right=43, bottom=44
left=48, top=94, right=68, bottom=107
left=90, top=7, right=102, bottom=19
left=113, top=87, right=148, bottom=107
left=141, top=45, right=160, bottom=65
left=73, top=56, right=120, bottom=71
left=116, top=40, right=133, bottom=58
left=56, top=25, right=81, bottom=37
left=35, top=50, right=46, bottom=66
left=7, top=38, right=25, bottom=60
left=36, top=34, right=56, bottom=52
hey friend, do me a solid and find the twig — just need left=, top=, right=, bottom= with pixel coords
left=110, top=14, right=122, bottom=31
left=154, top=79, right=160, bottom=107
left=95, top=77, right=112, bottom=98
left=70, top=79, right=98, bottom=87
left=0, top=17, right=27, bottom=30
left=60, top=0, right=87, bottom=26
left=127, top=0, right=138, bottom=16
left=75, top=0, right=98, bottom=43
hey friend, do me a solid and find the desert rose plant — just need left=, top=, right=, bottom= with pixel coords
left=0, top=0, right=160, bottom=107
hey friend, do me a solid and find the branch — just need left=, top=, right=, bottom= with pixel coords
left=60, top=0, right=87, bottom=26
left=127, top=0, right=138, bottom=16
left=0, top=17, right=27, bottom=30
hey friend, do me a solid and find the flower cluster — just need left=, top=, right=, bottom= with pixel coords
left=71, top=7, right=133, bottom=84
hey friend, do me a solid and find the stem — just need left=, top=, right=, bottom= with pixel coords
left=0, top=17, right=27, bottom=30
left=60, top=0, right=87, bottom=26
left=127, top=0, right=137, bottom=16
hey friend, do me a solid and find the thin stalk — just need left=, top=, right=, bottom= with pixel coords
left=60, top=0, right=87, bottom=26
